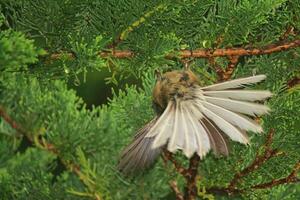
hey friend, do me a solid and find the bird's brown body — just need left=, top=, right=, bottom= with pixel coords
left=152, top=70, right=200, bottom=113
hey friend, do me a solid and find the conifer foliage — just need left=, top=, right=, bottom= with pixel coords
left=0, top=0, right=300, bottom=199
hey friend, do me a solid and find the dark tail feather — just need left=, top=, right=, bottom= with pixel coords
left=117, top=117, right=162, bottom=175
left=201, top=117, right=229, bottom=156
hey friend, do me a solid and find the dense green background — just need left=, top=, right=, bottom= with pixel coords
left=0, top=0, right=300, bottom=199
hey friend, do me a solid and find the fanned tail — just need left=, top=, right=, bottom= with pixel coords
left=195, top=74, right=271, bottom=145
left=148, top=74, right=271, bottom=159
left=119, top=74, right=272, bottom=173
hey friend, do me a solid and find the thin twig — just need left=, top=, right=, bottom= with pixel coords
left=206, top=129, right=299, bottom=196
left=287, top=76, right=300, bottom=89
left=221, top=56, right=240, bottom=81
left=227, top=129, right=276, bottom=191
left=279, top=26, right=296, bottom=41
left=207, top=161, right=300, bottom=195
left=251, top=161, right=300, bottom=189
left=170, top=180, right=184, bottom=200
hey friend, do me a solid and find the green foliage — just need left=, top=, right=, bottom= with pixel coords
left=0, top=148, right=83, bottom=200
left=0, top=29, right=45, bottom=72
left=0, top=0, right=300, bottom=200
left=66, top=35, right=108, bottom=81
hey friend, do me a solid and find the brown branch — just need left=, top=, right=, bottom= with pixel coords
left=251, top=161, right=300, bottom=189
left=221, top=56, right=240, bottom=81
left=208, top=161, right=300, bottom=194
left=0, top=106, right=27, bottom=135
left=0, top=106, right=59, bottom=157
left=184, top=154, right=200, bottom=200
left=206, top=27, right=298, bottom=81
left=162, top=150, right=188, bottom=176
left=207, top=57, right=224, bottom=80
left=226, top=129, right=277, bottom=193
left=209, top=55, right=240, bottom=81
left=287, top=76, right=300, bottom=89
left=170, top=180, right=184, bottom=200
left=279, top=26, right=296, bottom=41
left=0, top=106, right=58, bottom=156
left=48, top=39, right=300, bottom=60
left=179, top=39, right=300, bottom=58
left=49, top=39, right=300, bottom=84
left=162, top=151, right=200, bottom=200
left=227, top=148, right=279, bottom=191
left=207, top=129, right=299, bottom=196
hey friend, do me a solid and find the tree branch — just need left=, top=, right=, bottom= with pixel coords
left=208, top=160, right=300, bottom=195
left=227, top=129, right=276, bottom=191
left=162, top=150, right=188, bottom=176
left=221, top=56, right=240, bottom=81
left=184, top=154, right=200, bottom=200
left=175, top=39, right=298, bottom=58
left=206, top=129, right=299, bottom=196
left=207, top=57, right=224, bottom=80
left=287, top=76, right=300, bottom=89
left=251, top=161, right=300, bottom=189
left=49, top=39, right=300, bottom=60
left=162, top=150, right=200, bottom=200
left=0, top=106, right=27, bottom=135
left=279, top=26, right=296, bottom=41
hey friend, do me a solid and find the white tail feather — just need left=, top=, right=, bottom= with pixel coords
left=183, top=106, right=204, bottom=157
left=201, top=75, right=266, bottom=91
left=146, top=103, right=173, bottom=137
left=184, top=103, right=210, bottom=157
left=204, top=96, right=270, bottom=116
left=167, top=100, right=181, bottom=152
left=175, top=103, right=186, bottom=150
left=203, top=90, right=272, bottom=101
left=151, top=105, right=175, bottom=148
left=200, top=100, right=263, bottom=132
left=195, top=102, right=249, bottom=144
left=180, top=103, right=194, bottom=157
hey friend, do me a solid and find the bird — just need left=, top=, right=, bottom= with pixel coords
left=117, top=69, right=272, bottom=174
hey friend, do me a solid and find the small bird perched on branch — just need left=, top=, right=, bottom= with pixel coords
left=118, top=69, right=272, bottom=174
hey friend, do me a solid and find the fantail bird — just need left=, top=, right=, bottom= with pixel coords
left=118, top=69, right=272, bottom=174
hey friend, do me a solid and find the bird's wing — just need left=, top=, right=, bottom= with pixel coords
left=117, top=116, right=161, bottom=175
